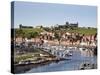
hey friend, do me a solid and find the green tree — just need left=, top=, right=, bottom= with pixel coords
left=15, top=29, right=26, bottom=42
left=54, top=32, right=61, bottom=45
left=27, top=32, right=39, bottom=39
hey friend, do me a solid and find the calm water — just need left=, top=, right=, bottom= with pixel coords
left=27, top=49, right=97, bottom=73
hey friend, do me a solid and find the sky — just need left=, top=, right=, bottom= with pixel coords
left=13, top=1, right=97, bottom=28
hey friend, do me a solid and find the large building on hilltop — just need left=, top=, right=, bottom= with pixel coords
left=56, top=21, right=78, bottom=28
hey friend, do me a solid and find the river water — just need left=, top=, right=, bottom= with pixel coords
left=27, top=49, right=97, bottom=73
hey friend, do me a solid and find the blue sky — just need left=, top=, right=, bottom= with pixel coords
left=13, top=1, right=97, bottom=28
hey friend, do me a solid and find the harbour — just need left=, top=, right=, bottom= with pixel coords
left=14, top=43, right=97, bottom=73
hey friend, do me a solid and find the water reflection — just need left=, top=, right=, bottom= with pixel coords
left=79, top=48, right=94, bottom=57
left=27, top=48, right=97, bottom=73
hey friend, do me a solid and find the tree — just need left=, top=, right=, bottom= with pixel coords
left=20, top=30, right=26, bottom=42
left=15, top=28, right=23, bottom=42
left=15, top=28, right=26, bottom=42
left=54, top=32, right=61, bottom=45
left=26, top=31, right=39, bottom=43
left=27, top=32, right=39, bottom=39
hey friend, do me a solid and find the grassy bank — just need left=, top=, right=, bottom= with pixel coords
left=14, top=48, right=55, bottom=64
left=66, top=27, right=97, bottom=35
